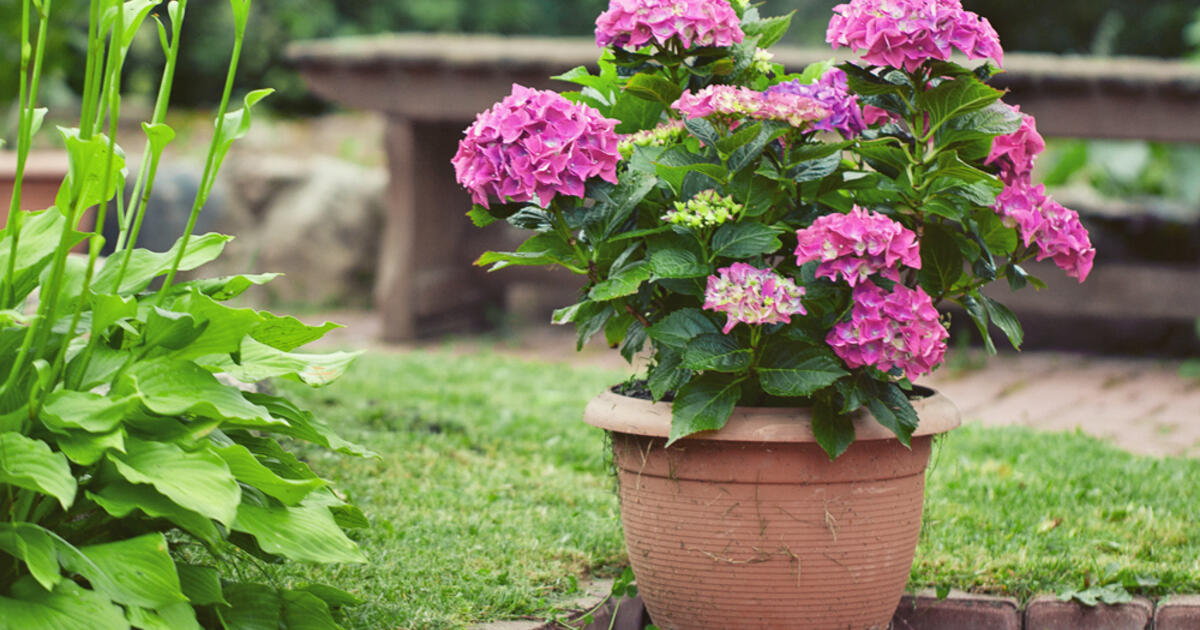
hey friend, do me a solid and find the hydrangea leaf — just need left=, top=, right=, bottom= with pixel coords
left=668, top=373, right=742, bottom=444
left=755, top=344, right=849, bottom=398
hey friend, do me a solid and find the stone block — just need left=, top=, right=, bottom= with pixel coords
left=1025, top=595, right=1152, bottom=630
left=1154, top=595, right=1200, bottom=630
left=890, top=589, right=1020, bottom=630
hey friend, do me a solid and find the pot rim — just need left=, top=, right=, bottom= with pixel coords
left=583, top=388, right=961, bottom=442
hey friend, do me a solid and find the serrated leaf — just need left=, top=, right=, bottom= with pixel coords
left=0, top=433, right=76, bottom=509
left=626, top=72, right=684, bottom=106
left=710, top=222, right=781, bottom=259
left=959, top=292, right=996, bottom=354
left=916, top=76, right=1004, bottom=138
left=646, top=308, right=719, bottom=348
left=755, top=344, right=848, bottom=397
left=466, top=206, right=498, bottom=228
left=682, top=334, right=753, bottom=372
left=648, top=245, right=709, bottom=279
left=648, top=347, right=689, bottom=401
left=740, top=11, right=794, bottom=49
left=864, top=383, right=919, bottom=446
left=668, top=374, right=741, bottom=443
left=812, top=397, right=855, bottom=460
left=918, top=222, right=965, bottom=298
left=982, top=295, right=1023, bottom=350
left=589, top=262, right=652, bottom=301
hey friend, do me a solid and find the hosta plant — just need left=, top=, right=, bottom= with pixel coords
left=456, top=0, right=1095, bottom=457
left=2, top=1, right=369, bottom=628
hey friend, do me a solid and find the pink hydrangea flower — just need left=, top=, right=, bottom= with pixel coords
left=703, top=263, right=807, bottom=334
left=766, top=68, right=866, bottom=137
left=993, top=182, right=1095, bottom=282
left=794, top=206, right=921, bottom=287
left=452, top=84, right=621, bottom=209
left=826, top=282, right=948, bottom=379
left=985, top=104, right=1045, bottom=186
left=595, top=0, right=745, bottom=51
left=826, top=0, right=1003, bottom=73
left=671, top=85, right=829, bottom=129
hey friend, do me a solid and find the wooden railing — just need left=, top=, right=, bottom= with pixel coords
left=288, top=35, right=1200, bottom=347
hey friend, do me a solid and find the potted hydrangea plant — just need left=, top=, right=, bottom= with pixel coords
left=1, top=1, right=367, bottom=628
left=453, top=0, right=1094, bottom=628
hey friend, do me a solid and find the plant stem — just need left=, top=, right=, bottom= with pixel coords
left=157, top=14, right=246, bottom=303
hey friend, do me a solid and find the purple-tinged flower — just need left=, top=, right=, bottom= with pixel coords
left=595, top=0, right=744, bottom=51
left=985, top=104, right=1045, bottom=186
left=826, top=0, right=1003, bottom=73
left=703, top=263, right=807, bottom=334
left=826, top=282, right=948, bottom=379
left=794, top=206, right=921, bottom=287
left=671, top=85, right=829, bottom=129
left=766, top=68, right=866, bottom=137
left=452, top=84, right=621, bottom=209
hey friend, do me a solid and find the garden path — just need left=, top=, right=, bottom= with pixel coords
left=313, top=309, right=1200, bottom=458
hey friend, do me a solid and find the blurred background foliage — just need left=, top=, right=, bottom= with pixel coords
left=2, top=0, right=1199, bottom=113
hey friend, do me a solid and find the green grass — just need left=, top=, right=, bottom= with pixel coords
left=258, top=350, right=1200, bottom=628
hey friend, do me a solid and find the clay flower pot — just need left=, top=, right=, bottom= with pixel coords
left=584, top=389, right=961, bottom=630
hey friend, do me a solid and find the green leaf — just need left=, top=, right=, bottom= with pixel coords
left=715, top=122, right=762, bottom=155
left=56, top=429, right=126, bottom=466
left=669, top=374, right=742, bottom=444
left=215, top=442, right=326, bottom=506
left=646, top=308, right=719, bottom=348
left=56, top=128, right=127, bottom=213
left=118, top=359, right=275, bottom=425
left=250, top=312, right=341, bottom=352
left=206, top=337, right=359, bottom=387
left=126, top=602, right=202, bottom=630
left=218, top=583, right=282, bottom=630
left=0, top=208, right=77, bottom=301
left=647, top=347, right=689, bottom=401
left=0, top=433, right=76, bottom=510
left=974, top=210, right=1018, bottom=256
left=242, top=393, right=376, bottom=459
left=208, top=89, right=274, bottom=191
left=87, top=479, right=221, bottom=546
left=109, top=438, right=240, bottom=526
left=0, top=577, right=129, bottom=630
left=466, top=206, right=498, bottom=228
left=143, top=307, right=206, bottom=351
left=233, top=501, right=365, bottom=564
left=281, top=590, right=344, bottom=630
left=90, top=293, right=137, bottom=337
left=710, top=222, right=781, bottom=259
left=39, top=391, right=136, bottom=434
left=728, top=122, right=789, bottom=174
left=648, top=241, right=709, bottom=279
left=915, top=76, right=1004, bottom=138
left=755, top=344, right=849, bottom=397
left=918, top=222, right=965, bottom=298
left=589, top=262, right=652, bottom=301
left=61, top=534, right=187, bottom=610
left=611, top=91, right=666, bottom=134
left=174, top=273, right=280, bottom=302
left=740, top=11, right=794, bottom=48
left=92, top=232, right=233, bottom=295
left=682, top=334, right=753, bottom=372
left=626, top=72, right=684, bottom=106
left=0, top=523, right=61, bottom=591
left=295, top=584, right=362, bottom=609
left=655, top=161, right=728, bottom=194
left=177, top=564, right=228, bottom=607
left=169, top=291, right=266, bottom=358
left=959, top=292, right=996, bottom=355
left=812, top=397, right=855, bottom=460
left=791, top=152, right=843, bottom=183
left=864, top=382, right=919, bottom=446
left=982, top=295, right=1023, bottom=350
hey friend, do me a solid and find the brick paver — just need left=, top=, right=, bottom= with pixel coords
left=1025, top=595, right=1152, bottom=630
left=1154, top=595, right=1200, bottom=630
left=892, top=590, right=1021, bottom=630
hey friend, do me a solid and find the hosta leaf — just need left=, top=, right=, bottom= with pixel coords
left=250, top=312, right=341, bottom=352
left=242, top=394, right=376, bottom=458
left=0, top=577, right=129, bottom=630
left=39, top=391, right=136, bottom=434
left=206, top=338, right=360, bottom=387
left=174, top=273, right=280, bottom=302
left=177, top=564, right=227, bottom=607
left=87, top=479, right=221, bottom=546
left=207, top=89, right=274, bottom=198
left=92, top=233, right=233, bottom=295
left=60, top=533, right=186, bottom=610
left=281, top=590, right=343, bottom=630
left=108, top=438, right=240, bottom=526
left=218, top=583, right=281, bottom=630
left=0, top=433, right=76, bottom=509
left=126, top=602, right=201, bottom=630
left=295, top=585, right=362, bottom=609
left=170, top=292, right=265, bottom=358
left=56, top=128, right=127, bottom=213
left=215, top=443, right=326, bottom=506
left=233, top=502, right=365, bottom=564
left=0, top=523, right=61, bottom=591
left=668, top=373, right=742, bottom=444
left=118, top=359, right=275, bottom=425
left=56, top=429, right=125, bottom=466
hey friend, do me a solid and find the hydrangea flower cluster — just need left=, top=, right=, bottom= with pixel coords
left=662, top=189, right=743, bottom=228
left=452, top=84, right=621, bottom=209
left=595, top=0, right=744, bottom=51
left=794, top=206, right=921, bottom=287
left=766, top=68, right=866, bottom=137
left=751, top=48, right=777, bottom=75
left=826, top=282, right=948, bottom=379
left=826, top=0, right=1003, bottom=72
left=672, top=85, right=829, bottom=129
left=703, top=263, right=807, bottom=334
left=987, top=103, right=1095, bottom=281
left=618, top=119, right=686, bottom=158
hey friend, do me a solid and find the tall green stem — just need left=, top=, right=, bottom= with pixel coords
left=156, top=20, right=245, bottom=303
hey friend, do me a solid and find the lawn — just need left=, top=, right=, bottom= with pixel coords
left=260, top=349, right=1200, bottom=629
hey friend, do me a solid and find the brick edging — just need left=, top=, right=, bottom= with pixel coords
left=483, top=590, right=1200, bottom=629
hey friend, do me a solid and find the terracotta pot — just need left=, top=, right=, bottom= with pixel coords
left=583, top=389, right=961, bottom=630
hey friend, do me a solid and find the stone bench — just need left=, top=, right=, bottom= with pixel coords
left=287, top=35, right=1200, bottom=348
